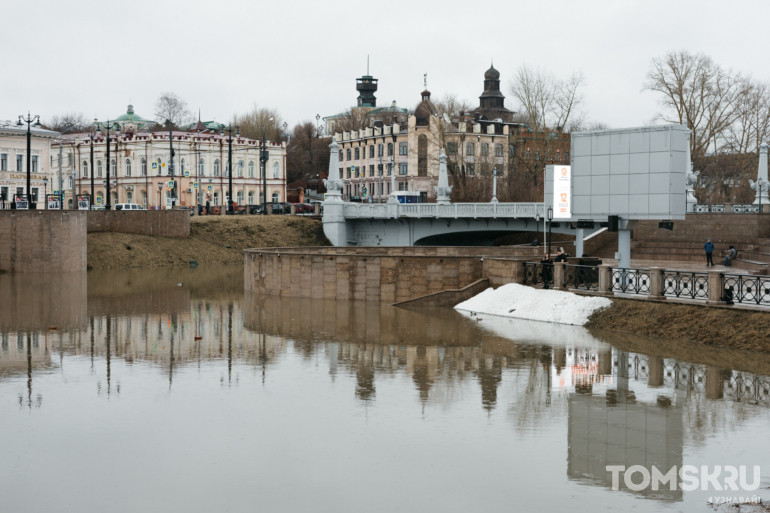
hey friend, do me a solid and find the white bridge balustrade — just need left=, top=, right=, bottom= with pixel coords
left=342, top=202, right=545, bottom=220
left=324, top=200, right=578, bottom=247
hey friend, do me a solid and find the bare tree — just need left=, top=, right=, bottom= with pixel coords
left=154, top=92, right=193, bottom=128
left=45, top=112, right=90, bottom=133
left=286, top=121, right=331, bottom=183
left=644, top=50, right=747, bottom=157
left=328, top=108, right=371, bottom=133
left=508, top=65, right=584, bottom=132
left=432, top=94, right=473, bottom=122
left=722, top=79, right=770, bottom=154
left=234, top=105, right=284, bottom=142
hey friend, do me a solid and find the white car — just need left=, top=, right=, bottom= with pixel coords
left=114, top=203, right=145, bottom=211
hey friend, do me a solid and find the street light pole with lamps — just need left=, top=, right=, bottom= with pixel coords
left=94, top=119, right=121, bottom=210
left=17, top=113, right=41, bottom=208
left=43, top=177, right=48, bottom=207
left=158, top=181, right=163, bottom=210
left=547, top=206, right=553, bottom=255
left=89, top=131, right=95, bottom=207
left=220, top=125, right=239, bottom=215
left=261, top=117, right=274, bottom=215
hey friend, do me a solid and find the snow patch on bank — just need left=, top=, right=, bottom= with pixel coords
left=455, top=283, right=612, bottom=326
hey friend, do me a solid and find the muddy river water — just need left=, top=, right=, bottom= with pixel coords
left=1, top=265, right=768, bottom=513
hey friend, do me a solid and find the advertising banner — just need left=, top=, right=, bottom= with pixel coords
left=553, top=165, right=571, bottom=219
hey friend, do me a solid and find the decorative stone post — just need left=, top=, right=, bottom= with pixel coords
left=598, top=265, right=613, bottom=296
left=434, top=148, right=452, bottom=205
left=706, top=271, right=724, bottom=305
left=490, top=166, right=498, bottom=204
left=322, top=137, right=348, bottom=246
left=750, top=141, right=769, bottom=208
left=553, top=262, right=565, bottom=290
left=648, top=267, right=665, bottom=299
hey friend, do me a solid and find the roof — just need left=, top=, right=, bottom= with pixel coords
left=114, top=104, right=152, bottom=124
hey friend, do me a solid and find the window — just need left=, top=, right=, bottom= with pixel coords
left=31, top=156, right=39, bottom=172
left=97, top=160, right=102, bottom=177
left=481, top=143, right=489, bottom=156
left=273, top=162, right=279, bottom=178
left=248, top=161, right=255, bottom=177
left=68, top=176, right=73, bottom=188
left=495, top=144, right=503, bottom=157
left=141, top=158, right=147, bottom=176
left=369, top=165, right=374, bottom=177
left=398, top=162, right=408, bottom=175
left=68, top=154, right=72, bottom=166
left=369, top=146, right=374, bottom=158
left=16, top=155, right=23, bottom=171
left=399, top=142, right=408, bottom=155
left=157, top=158, right=162, bottom=175
left=199, top=158, right=205, bottom=176
left=248, top=191, right=254, bottom=204
left=237, top=191, right=244, bottom=204
left=346, top=149, right=351, bottom=161
left=82, top=161, right=89, bottom=178
left=355, top=166, right=360, bottom=178
left=124, top=159, right=131, bottom=177
left=272, top=192, right=279, bottom=203
left=0, top=154, right=6, bottom=171
left=354, top=147, right=360, bottom=160
left=466, top=142, right=475, bottom=156
left=339, top=150, right=343, bottom=161
left=447, top=142, right=457, bottom=155
left=387, top=143, right=393, bottom=156
left=238, top=160, right=244, bottom=177
left=378, top=144, right=383, bottom=157
left=214, top=159, right=220, bottom=176
left=224, top=160, right=230, bottom=177
left=418, top=135, right=427, bottom=177
left=180, top=159, right=185, bottom=175
left=467, top=163, right=475, bottom=175
left=111, top=159, right=116, bottom=177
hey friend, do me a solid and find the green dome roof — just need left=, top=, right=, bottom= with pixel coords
left=115, top=104, right=151, bottom=124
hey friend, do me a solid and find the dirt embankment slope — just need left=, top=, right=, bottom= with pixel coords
left=87, top=216, right=329, bottom=270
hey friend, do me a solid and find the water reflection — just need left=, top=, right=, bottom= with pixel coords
left=0, top=266, right=768, bottom=511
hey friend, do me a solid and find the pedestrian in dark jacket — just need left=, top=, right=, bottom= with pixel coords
left=724, top=245, right=737, bottom=266
left=704, top=238, right=714, bottom=266
left=540, top=253, right=553, bottom=289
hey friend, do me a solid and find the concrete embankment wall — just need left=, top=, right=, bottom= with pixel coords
left=245, top=247, right=530, bottom=303
left=87, top=210, right=190, bottom=237
left=0, top=211, right=88, bottom=273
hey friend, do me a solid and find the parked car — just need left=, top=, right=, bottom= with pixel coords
left=114, top=203, right=145, bottom=211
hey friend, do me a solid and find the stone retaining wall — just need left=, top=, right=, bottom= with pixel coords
left=0, top=211, right=87, bottom=273
left=87, top=210, right=190, bottom=237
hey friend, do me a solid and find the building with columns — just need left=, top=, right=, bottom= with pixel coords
left=0, top=120, right=59, bottom=209
left=51, top=105, right=287, bottom=209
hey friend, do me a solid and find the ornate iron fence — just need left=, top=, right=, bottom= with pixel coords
left=523, top=262, right=552, bottom=286
left=610, top=268, right=650, bottom=295
left=663, top=271, right=709, bottom=300
left=722, top=274, right=770, bottom=305
left=562, top=264, right=599, bottom=291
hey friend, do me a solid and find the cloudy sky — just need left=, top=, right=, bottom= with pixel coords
left=3, top=0, right=769, bottom=131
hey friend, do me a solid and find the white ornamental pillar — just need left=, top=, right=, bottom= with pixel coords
left=434, top=149, right=452, bottom=205
left=322, top=137, right=348, bottom=246
left=751, top=141, right=769, bottom=207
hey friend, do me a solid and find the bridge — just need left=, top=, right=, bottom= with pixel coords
left=323, top=200, right=585, bottom=247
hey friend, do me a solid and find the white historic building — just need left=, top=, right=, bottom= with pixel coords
left=0, top=121, right=59, bottom=209
left=51, top=105, right=287, bottom=210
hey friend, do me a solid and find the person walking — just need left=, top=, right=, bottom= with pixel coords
left=540, top=253, right=554, bottom=289
left=704, top=238, right=714, bottom=266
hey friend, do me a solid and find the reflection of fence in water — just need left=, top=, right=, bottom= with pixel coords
left=619, top=353, right=770, bottom=405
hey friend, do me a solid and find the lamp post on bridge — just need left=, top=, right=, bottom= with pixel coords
left=547, top=206, right=553, bottom=255
left=220, top=125, right=239, bottom=215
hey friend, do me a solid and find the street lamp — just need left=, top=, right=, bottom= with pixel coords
left=43, top=177, right=48, bottom=207
left=261, top=117, right=274, bottom=215
left=219, top=125, right=239, bottom=215
left=94, top=119, right=121, bottom=210
left=378, top=155, right=383, bottom=203
left=17, top=113, right=41, bottom=208
left=88, top=131, right=95, bottom=208
left=547, top=206, right=554, bottom=255
left=158, top=181, right=163, bottom=210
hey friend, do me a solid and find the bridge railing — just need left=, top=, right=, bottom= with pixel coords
left=723, top=273, right=770, bottom=305
left=562, top=264, right=600, bottom=291
left=341, top=202, right=545, bottom=219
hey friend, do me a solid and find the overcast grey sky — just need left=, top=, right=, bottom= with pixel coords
left=3, top=0, right=769, bottom=131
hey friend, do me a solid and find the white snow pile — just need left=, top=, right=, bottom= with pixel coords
left=455, top=283, right=612, bottom=326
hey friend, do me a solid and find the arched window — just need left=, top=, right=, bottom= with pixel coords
left=417, top=135, right=427, bottom=177
left=125, top=159, right=132, bottom=177
left=224, top=160, right=229, bottom=177
left=97, top=160, right=102, bottom=178
left=127, top=191, right=133, bottom=203
left=387, top=143, right=393, bottom=156
left=273, top=162, right=279, bottom=178
left=82, top=161, right=89, bottom=178
left=141, top=158, right=147, bottom=176
left=272, top=192, right=279, bottom=203
left=238, top=160, right=244, bottom=177
left=248, top=161, right=255, bottom=177
left=111, top=159, right=116, bottom=177
left=199, top=158, right=205, bottom=176
left=214, top=159, right=220, bottom=176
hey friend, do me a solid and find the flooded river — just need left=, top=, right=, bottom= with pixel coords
left=1, top=265, right=769, bottom=512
